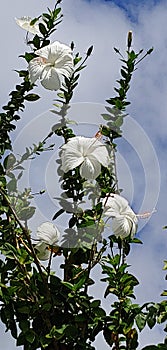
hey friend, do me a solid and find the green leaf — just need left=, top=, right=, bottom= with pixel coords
left=19, top=320, right=30, bottom=332
left=19, top=206, right=36, bottom=220
left=73, top=275, right=86, bottom=291
left=161, top=290, right=167, bottom=296
left=95, top=307, right=106, bottom=317
left=17, top=332, right=25, bottom=346
left=61, top=281, right=74, bottom=291
left=7, top=178, right=17, bottom=192
left=131, top=238, right=143, bottom=244
left=91, top=300, right=101, bottom=308
left=53, top=7, right=61, bottom=19
left=25, top=330, right=36, bottom=344
left=32, top=35, right=40, bottom=49
left=4, top=153, right=16, bottom=170
left=65, top=325, right=78, bottom=340
left=46, top=325, right=66, bottom=340
left=121, top=69, right=127, bottom=78
left=52, top=208, right=65, bottom=220
left=103, top=327, right=114, bottom=347
left=112, top=254, right=121, bottom=267
left=75, top=314, right=87, bottom=322
left=115, top=116, right=123, bottom=127
left=147, top=316, right=156, bottom=329
left=17, top=306, right=30, bottom=314
left=20, top=52, right=35, bottom=63
left=136, top=313, right=147, bottom=331
left=101, top=113, right=114, bottom=121
left=39, top=23, right=47, bottom=35
left=25, top=94, right=40, bottom=101
left=163, top=260, right=167, bottom=270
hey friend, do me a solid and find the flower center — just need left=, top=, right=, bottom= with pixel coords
left=37, top=57, right=47, bottom=65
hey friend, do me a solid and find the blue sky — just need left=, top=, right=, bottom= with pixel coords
left=1, top=0, right=167, bottom=349
left=86, top=0, right=161, bottom=21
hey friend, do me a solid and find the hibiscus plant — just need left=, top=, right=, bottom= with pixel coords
left=0, top=1, right=167, bottom=350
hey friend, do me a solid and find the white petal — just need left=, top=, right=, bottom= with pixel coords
left=80, top=157, right=101, bottom=180
left=28, top=57, right=44, bottom=84
left=78, top=137, right=109, bottom=168
left=54, top=54, right=73, bottom=78
left=82, top=137, right=104, bottom=153
left=79, top=137, right=99, bottom=155
left=40, top=66, right=61, bottom=90
left=56, top=64, right=73, bottom=80
left=103, top=194, right=129, bottom=217
left=35, top=242, right=50, bottom=260
left=61, top=153, right=84, bottom=173
left=15, top=17, right=40, bottom=35
left=49, top=41, right=72, bottom=56
left=35, top=45, right=51, bottom=60
left=112, top=214, right=137, bottom=239
left=91, top=144, right=110, bottom=168
left=112, top=216, right=131, bottom=238
left=61, top=138, right=85, bottom=172
left=61, top=136, right=108, bottom=178
left=37, top=222, right=60, bottom=245
left=61, top=137, right=85, bottom=153
left=36, top=41, right=72, bottom=61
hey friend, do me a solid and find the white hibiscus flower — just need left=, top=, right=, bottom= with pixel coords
left=103, top=194, right=138, bottom=239
left=15, top=17, right=41, bottom=35
left=61, top=136, right=110, bottom=180
left=35, top=222, right=60, bottom=260
left=28, top=41, right=73, bottom=90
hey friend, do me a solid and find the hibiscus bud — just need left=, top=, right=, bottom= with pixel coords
left=71, top=41, right=74, bottom=51
left=87, top=45, right=93, bottom=57
left=127, top=30, right=132, bottom=52
left=147, top=47, right=154, bottom=55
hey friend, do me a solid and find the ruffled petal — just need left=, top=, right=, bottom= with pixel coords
left=36, top=41, right=72, bottom=61
left=112, top=216, right=132, bottom=238
left=40, top=66, right=61, bottom=90
left=35, top=45, right=51, bottom=60
left=80, top=156, right=101, bottom=180
left=61, top=153, right=84, bottom=172
left=28, top=58, right=44, bottom=84
left=61, top=136, right=108, bottom=178
left=15, top=17, right=40, bottom=35
left=103, top=194, right=129, bottom=217
left=91, top=145, right=110, bottom=168
left=81, top=137, right=99, bottom=154
left=37, top=222, right=60, bottom=245
left=61, top=138, right=84, bottom=172
left=103, top=194, right=138, bottom=238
